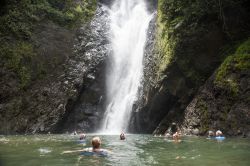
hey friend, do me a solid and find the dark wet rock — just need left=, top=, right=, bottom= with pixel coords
left=180, top=73, right=250, bottom=137
left=0, top=20, right=75, bottom=134
left=132, top=0, right=250, bottom=135
left=0, top=4, right=109, bottom=134
left=129, top=11, right=157, bottom=133
left=58, top=5, right=111, bottom=133
left=179, top=40, right=250, bottom=137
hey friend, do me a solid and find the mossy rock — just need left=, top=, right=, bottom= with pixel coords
left=0, top=0, right=97, bottom=38
left=0, top=41, right=36, bottom=89
left=236, top=39, right=250, bottom=54
left=0, top=0, right=97, bottom=89
left=215, top=39, right=250, bottom=96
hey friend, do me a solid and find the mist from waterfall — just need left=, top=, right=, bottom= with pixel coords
left=101, top=0, right=152, bottom=134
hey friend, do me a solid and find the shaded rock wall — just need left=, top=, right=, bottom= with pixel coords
left=129, top=11, right=158, bottom=132
left=134, top=0, right=250, bottom=134
left=0, top=20, right=76, bottom=134
left=180, top=40, right=250, bottom=136
left=0, top=0, right=98, bottom=134
left=59, top=4, right=111, bottom=133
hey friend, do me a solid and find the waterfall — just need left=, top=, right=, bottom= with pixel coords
left=101, top=0, right=152, bottom=134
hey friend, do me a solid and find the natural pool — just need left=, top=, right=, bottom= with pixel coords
left=0, top=134, right=249, bottom=166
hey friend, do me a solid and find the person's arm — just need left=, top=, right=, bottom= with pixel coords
left=61, top=149, right=83, bottom=154
left=62, top=148, right=90, bottom=154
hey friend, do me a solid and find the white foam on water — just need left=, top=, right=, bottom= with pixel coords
left=38, top=148, right=52, bottom=154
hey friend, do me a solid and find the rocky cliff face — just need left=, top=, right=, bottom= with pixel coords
left=133, top=0, right=250, bottom=135
left=0, top=21, right=77, bottom=134
left=59, top=5, right=111, bottom=133
left=0, top=0, right=99, bottom=134
left=180, top=40, right=250, bottom=136
left=0, top=0, right=249, bottom=136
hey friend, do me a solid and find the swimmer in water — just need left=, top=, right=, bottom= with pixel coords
left=207, top=130, right=215, bottom=138
left=216, top=130, right=223, bottom=137
left=173, top=131, right=181, bottom=143
left=77, top=133, right=86, bottom=146
left=79, top=133, right=86, bottom=140
left=215, top=130, right=226, bottom=141
left=120, top=132, right=125, bottom=140
left=62, top=137, right=110, bottom=155
left=88, top=137, right=108, bottom=152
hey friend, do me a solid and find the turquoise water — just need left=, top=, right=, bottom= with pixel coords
left=0, top=134, right=250, bottom=166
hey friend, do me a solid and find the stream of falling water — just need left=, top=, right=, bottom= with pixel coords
left=101, top=0, right=152, bottom=134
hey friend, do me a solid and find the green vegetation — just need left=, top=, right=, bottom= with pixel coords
left=0, top=0, right=97, bottom=89
left=155, top=0, right=247, bottom=84
left=235, top=39, right=250, bottom=54
left=155, top=0, right=177, bottom=79
left=0, top=42, right=35, bottom=88
left=198, top=98, right=209, bottom=133
left=0, top=0, right=97, bottom=38
left=215, top=39, right=250, bottom=96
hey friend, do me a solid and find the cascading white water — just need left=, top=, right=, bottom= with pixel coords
left=101, top=0, right=152, bottom=134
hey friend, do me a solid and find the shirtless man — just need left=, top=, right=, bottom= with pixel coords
left=62, top=137, right=110, bottom=155
left=87, top=137, right=106, bottom=152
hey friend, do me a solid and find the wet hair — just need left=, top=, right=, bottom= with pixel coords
left=92, top=137, right=101, bottom=149
left=120, top=133, right=125, bottom=140
left=216, top=130, right=223, bottom=136
left=208, top=131, right=215, bottom=136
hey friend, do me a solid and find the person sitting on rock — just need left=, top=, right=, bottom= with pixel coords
left=120, top=132, right=126, bottom=140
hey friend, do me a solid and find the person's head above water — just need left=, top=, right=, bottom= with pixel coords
left=92, top=137, right=101, bottom=149
left=79, top=133, right=86, bottom=140
left=216, top=130, right=223, bottom=136
left=208, top=130, right=215, bottom=137
left=173, top=131, right=181, bottom=140
left=120, top=132, right=125, bottom=140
